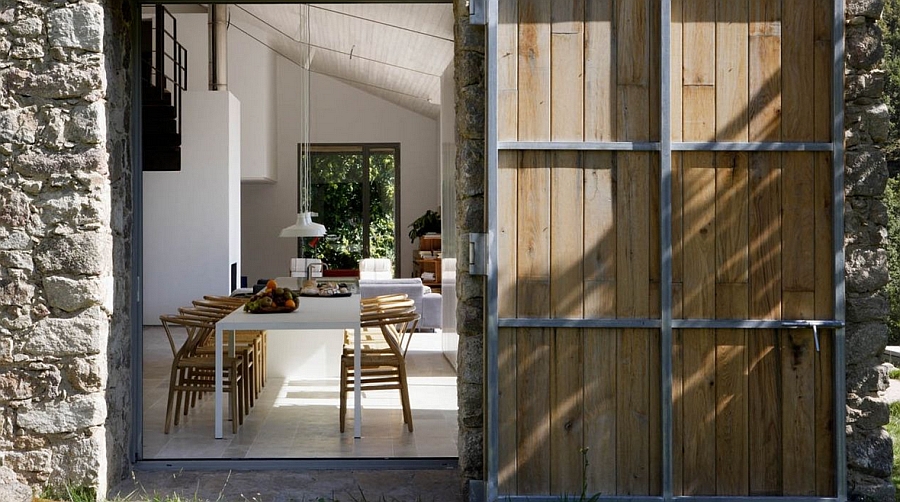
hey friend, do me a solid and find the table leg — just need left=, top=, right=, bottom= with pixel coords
left=215, top=326, right=223, bottom=439
left=354, top=325, right=361, bottom=438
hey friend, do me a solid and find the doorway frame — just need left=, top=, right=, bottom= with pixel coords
left=130, top=0, right=457, bottom=470
left=482, top=1, right=848, bottom=501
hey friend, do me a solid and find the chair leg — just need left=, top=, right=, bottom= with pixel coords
left=399, top=367, right=413, bottom=432
left=164, top=365, right=180, bottom=434
left=339, top=358, right=348, bottom=433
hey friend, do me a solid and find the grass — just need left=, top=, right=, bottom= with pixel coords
left=888, top=398, right=900, bottom=499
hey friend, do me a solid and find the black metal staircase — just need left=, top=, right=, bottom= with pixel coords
left=141, top=5, right=187, bottom=172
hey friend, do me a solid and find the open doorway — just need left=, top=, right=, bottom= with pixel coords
left=138, top=2, right=458, bottom=462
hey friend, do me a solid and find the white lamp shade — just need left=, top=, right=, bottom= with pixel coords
left=279, top=212, right=327, bottom=238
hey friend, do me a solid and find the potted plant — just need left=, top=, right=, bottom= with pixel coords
left=408, top=209, right=441, bottom=243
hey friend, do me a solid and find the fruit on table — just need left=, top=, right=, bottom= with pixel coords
left=244, top=279, right=298, bottom=312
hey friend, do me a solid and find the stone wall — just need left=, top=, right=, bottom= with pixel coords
left=0, top=0, right=132, bottom=497
left=454, top=0, right=486, bottom=498
left=845, top=0, right=895, bottom=500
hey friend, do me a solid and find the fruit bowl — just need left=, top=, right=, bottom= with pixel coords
left=243, top=280, right=298, bottom=313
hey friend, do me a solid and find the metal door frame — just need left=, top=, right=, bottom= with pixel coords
left=482, top=0, right=847, bottom=500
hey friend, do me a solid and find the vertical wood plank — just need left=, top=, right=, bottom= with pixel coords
left=550, top=152, right=586, bottom=494
left=617, top=328, right=651, bottom=494
left=616, top=151, right=651, bottom=494
left=617, top=153, right=651, bottom=319
left=682, top=0, right=716, bottom=85
left=517, top=151, right=551, bottom=318
left=748, top=152, right=783, bottom=495
left=748, top=0, right=782, bottom=141
left=551, top=152, right=584, bottom=318
left=616, top=0, right=649, bottom=87
left=551, top=329, right=584, bottom=494
left=585, top=0, right=616, bottom=141
left=813, top=0, right=832, bottom=142
left=584, top=151, right=617, bottom=311
left=716, top=0, right=749, bottom=141
left=670, top=0, right=683, bottom=141
left=498, top=151, right=519, bottom=494
left=648, top=0, right=661, bottom=142
left=584, top=328, right=618, bottom=494
left=814, top=151, right=835, bottom=495
left=683, top=87, right=716, bottom=142
left=715, top=284, right=750, bottom=495
left=583, top=152, right=618, bottom=494
left=716, top=152, right=750, bottom=284
left=516, top=150, right=551, bottom=495
left=617, top=0, right=651, bottom=141
left=814, top=153, right=834, bottom=319
left=672, top=328, right=684, bottom=496
left=551, top=0, right=584, bottom=141
left=499, top=151, right=519, bottom=318
left=681, top=152, right=717, bottom=495
left=782, top=152, right=815, bottom=318
left=672, top=153, right=684, bottom=316
left=815, top=329, right=836, bottom=496
left=499, top=327, right=518, bottom=493
left=517, top=327, right=551, bottom=495
left=780, top=328, right=816, bottom=495
left=749, top=152, right=782, bottom=320
left=499, top=0, right=519, bottom=142
left=781, top=0, right=814, bottom=141
left=518, top=0, right=551, bottom=141
left=683, top=154, right=717, bottom=317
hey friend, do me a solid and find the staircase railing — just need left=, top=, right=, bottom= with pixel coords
left=143, top=4, right=188, bottom=136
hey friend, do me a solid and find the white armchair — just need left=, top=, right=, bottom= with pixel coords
left=357, top=259, right=442, bottom=330
left=359, top=258, right=392, bottom=280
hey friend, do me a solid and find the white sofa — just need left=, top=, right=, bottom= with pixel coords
left=358, top=278, right=442, bottom=330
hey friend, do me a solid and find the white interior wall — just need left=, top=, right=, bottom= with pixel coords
left=142, top=91, right=241, bottom=324
left=176, top=13, right=209, bottom=92
left=240, top=65, right=441, bottom=284
left=229, top=27, right=278, bottom=182
left=240, top=56, right=304, bottom=283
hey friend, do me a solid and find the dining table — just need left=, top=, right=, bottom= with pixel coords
left=214, top=294, right=363, bottom=438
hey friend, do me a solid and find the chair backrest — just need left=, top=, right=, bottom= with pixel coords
left=361, top=310, right=420, bottom=355
left=192, top=299, right=239, bottom=312
left=159, top=314, right=216, bottom=358
left=360, top=294, right=415, bottom=316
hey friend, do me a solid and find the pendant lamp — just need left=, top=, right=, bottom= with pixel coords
left=280, top=4, right=325, bottom=239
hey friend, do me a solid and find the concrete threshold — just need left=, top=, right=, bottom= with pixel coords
left=109, top=462, right=462, bottom=502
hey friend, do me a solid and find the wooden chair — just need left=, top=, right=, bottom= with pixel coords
left=348, top=294, right=418, bottom=355
left=340, top=309, right=420, bottom=433
left=179, top=306, right=259, bottom=410
left=189, top=299, right=267, bottom=395
left=159, top=314, right=246, bottom=434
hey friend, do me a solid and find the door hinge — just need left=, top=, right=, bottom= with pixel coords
left=468, top=0, right=485, bottom=25
left=469, top=233, right=487, bottom=276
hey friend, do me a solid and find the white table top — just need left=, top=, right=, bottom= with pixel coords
left=217, top=294, right=360, bottom=331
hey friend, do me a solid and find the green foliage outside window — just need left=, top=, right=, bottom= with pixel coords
left=303, top=148, right=396, bottom=270
left=882, top=0, right=900, bottom=160
left=882, top=1, right=900, bottom=343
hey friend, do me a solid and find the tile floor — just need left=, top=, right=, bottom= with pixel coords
left=141, top=326, right=459, bottom=459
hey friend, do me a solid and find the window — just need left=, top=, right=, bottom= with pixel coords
left=299, top=144, right=400, bottom=271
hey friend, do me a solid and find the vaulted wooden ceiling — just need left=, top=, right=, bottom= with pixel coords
left=228, top=3, right=455, bottom=118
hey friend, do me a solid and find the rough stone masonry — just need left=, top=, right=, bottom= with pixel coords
left=844, top=0, right=896, bottom=500
left=0, top=0, right=132, bottom=497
